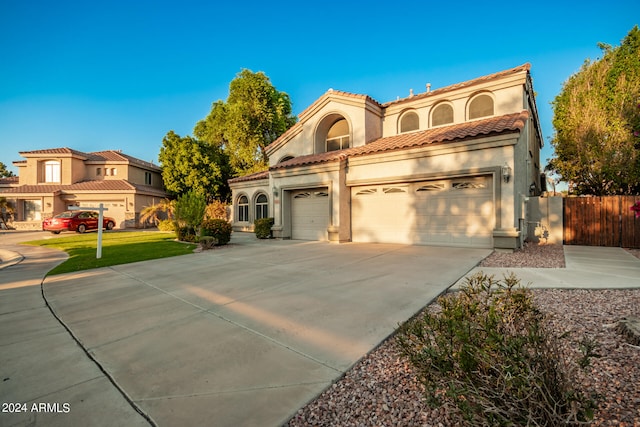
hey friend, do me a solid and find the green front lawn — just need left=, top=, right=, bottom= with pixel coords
left=24, top=231, right=197, bottom=275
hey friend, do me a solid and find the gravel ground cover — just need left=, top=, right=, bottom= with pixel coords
left=288, top=244, right=640, bottom=426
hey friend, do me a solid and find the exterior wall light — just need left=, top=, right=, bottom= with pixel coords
left=502, top=163, right=512, bottom=183
left=272, top=186, right=279, bottom=197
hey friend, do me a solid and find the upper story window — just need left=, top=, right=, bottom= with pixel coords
left=238, top=195, right=249, bottom=222
left=326, top=119, right=350, bottom=152
left=144, top=172, right=152, bottom=185
left=468, top=94, right=494, bottom=120
left=96, top=168, right=102, bottom=176
left=399, top=111, right=419, bottom=133
left=431, top=103, right=454, bottom=126
left=44, top=160, right=61, bottom=183
left=278, top=155, right=295, bottom=164
left=255, top=193, right=268, bottom=220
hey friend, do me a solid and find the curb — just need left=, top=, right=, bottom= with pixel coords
left=0, top=249, right=24, bottom=270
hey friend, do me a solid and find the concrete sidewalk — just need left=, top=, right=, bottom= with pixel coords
left=453, top=245, right=640, bottom=289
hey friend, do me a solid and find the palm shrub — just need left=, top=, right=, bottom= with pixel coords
left=254, top=217, right=274, bottom=239
left=201, top=219, right=232, bottom=246
left=397, top=272, right=596, bottom=426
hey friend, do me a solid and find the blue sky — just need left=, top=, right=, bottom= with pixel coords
left=1, top=0, right=638, bottom=177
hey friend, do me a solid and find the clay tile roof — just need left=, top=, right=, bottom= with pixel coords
left=383, top=63, right=531, bottom=108
left=0, top=176, right=19, bottom=185
left=228, top=170, right=269, bottom=184
left=88, top=150, right=161, bottom=170
left=269, top=111, right=529, bottom=171
left=0, top=180, right=163, bottom=195
left=269, top=150, right=349, bottom=170
left=19, top=147, right=89, bottom=157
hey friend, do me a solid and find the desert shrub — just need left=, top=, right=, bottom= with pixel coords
left=205, top=200, right=229, bottom=221
left=254, top=217, right=274, bottom=239
left=174, top=190, right=206, bottom=230
left=176, top=225, right=197, bottom=242
left=157, top=219, right=175, bottom=232
left=397, top=272, right=596, bottom=426
left=201, top=218, right=232, bottom=246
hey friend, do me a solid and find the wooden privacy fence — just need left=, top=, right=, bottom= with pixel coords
left=564, top=196, right=640, bottom=248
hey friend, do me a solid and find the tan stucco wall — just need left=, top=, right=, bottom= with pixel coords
left=527, top=196, right=563, bottom=244
left=230, top=179, right=270, bottom=232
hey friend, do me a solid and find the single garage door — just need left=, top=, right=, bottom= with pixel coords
left=351, top=176, right=494, bottom=248
left=291, top=189, right=330, bottom=240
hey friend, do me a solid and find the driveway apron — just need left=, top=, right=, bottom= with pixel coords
left=41, top=236, right=490, bottom=426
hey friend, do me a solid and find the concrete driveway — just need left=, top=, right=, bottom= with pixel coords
left=2, top=232, right=490, bottom=426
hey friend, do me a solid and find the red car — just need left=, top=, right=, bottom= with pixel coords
left=43, top=211, right=116, bottom=234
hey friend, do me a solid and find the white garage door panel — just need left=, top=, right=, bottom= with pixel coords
left=352, top=177, right=494, bottom=248
left=78, top=201, right=126, bottom=229
left=291, top=189, right=329, bottom=241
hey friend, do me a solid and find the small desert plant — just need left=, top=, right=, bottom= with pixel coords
left=199, top=236, right=217, bottom=250
left=254, top=217, right=274, bottom=239
left=157, top=219, right=175, bottom=232
left=397, top=272, right=596, bottom=426
left=201, top=218, right=232, bottom=246
left=205, top=200, right=229, bottom=221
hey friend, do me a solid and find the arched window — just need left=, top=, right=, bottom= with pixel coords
left=468, top=94, right=494, bottom=119
left=255, top=193, right=268, bottom=220
left=279, top=155, right=294, bottom=163
left=44, top=160, right=61, bottom=183
left=238, top=195, right=249, bottom=222
left=326, top=119, right=350, bottom=152
left=400, top=111, right=419, bottom=133
left=431, top=103, right=454, bottom=126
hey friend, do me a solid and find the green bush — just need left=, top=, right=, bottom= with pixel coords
left=397, top=272, right=596, bottom=426
left=157, top=219, right=175, bottom=232
left=201, top=219, right=232, bottom=246
left=176, top=225, right=197, bottom=242
left=254, top=217, right=274, bottom=239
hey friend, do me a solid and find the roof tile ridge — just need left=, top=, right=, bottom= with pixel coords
left=382, top=63, right=531, bottom=107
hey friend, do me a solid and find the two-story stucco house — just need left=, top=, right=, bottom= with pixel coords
left=229, top=64, right=544, bottom=250
left=0, top=148, right=167, bottom=229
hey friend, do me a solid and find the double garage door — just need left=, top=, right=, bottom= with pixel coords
left=351, top=176, right=494, bottom=248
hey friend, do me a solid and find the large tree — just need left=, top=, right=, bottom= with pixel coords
left=0, top=161, right=15, bottom=178
left=158, top=130, right=231, bottom=201
left=548, top=26, right=640, bottom=195
left=195, top=69, right=297, bottom=175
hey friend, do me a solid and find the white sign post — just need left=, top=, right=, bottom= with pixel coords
left=69, top=203, right=109, bottom=259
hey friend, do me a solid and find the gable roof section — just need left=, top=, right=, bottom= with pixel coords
left=265, top=90, right=384, bottom=156
left=87, top=151, right=161, bottom=171
left=270, top=111, right=529, bottom=171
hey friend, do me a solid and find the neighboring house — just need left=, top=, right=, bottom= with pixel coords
left=0, top=148, right=167, bottom=230
left=229, top=64, right=544, bottom=250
